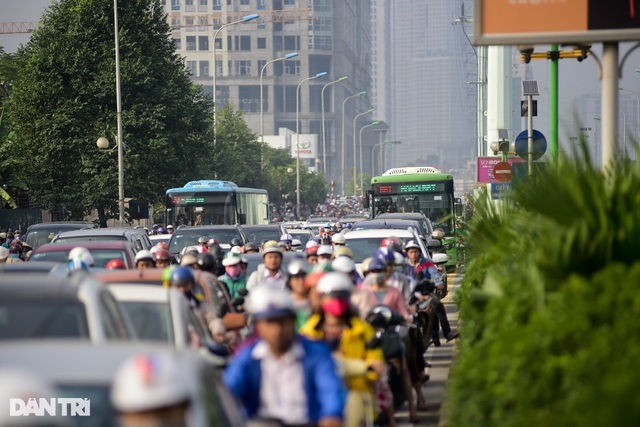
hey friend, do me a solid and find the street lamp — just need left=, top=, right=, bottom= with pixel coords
left=321, top=76, right=348, bottom=177
left=372, top=128, right=387, bottom=176
left=341, top=91, right=366, bottom=196
left=359, top=121, right=380, bottom=194
left=619, top=87, right=640, bottom=149
left=260, top=52, right=298, bottom=168
left=296, top=71, right=328, bottom=220
left=212, top=13, right=259, bottom=146
left=352, top=109, right=374, bottom=196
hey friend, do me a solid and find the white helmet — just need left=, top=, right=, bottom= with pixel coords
left=68, top=247, right=94, bottom=270
left=393, top=251, right=405, bottom=266
left=111, top=351, right=196, bottom=413
left=280, top=233, right=293, bottom=243
left=331, top=256, right=355, bottom=274
left=331, top=233, right=346, bottom=245
left=134, top=250, right=155, bottom=264
left=317, top=245, right=333, bottom=257
left=0, top=246, right=8, bottom=261
left=317, top=272, right=353, bottom=295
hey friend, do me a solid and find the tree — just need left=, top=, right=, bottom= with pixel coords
left=7, top=0, right=211, bottom=225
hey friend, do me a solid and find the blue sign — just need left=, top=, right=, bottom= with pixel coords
left=490, top=182, right=512, bottom=199
left=515, top=129, right=547, bottom=161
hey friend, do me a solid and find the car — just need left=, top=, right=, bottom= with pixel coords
left=242, top=251, right=309, bottom=279
left=52, top=227, right=152, bottom=253
left=340, top=213, right=371, bottom=222
left=0, top=272, right=134, bottom=342
left=306, top=216, right=338, bottom=224
left=0, top=261, right=67, bottom=276
left=28, top=241, right=137, bottom=269
left=285, top=228, right=314, bottom=248
left=349, top=218, right=441, bottom=248
left=240, top=224, right=286, bottom=245
left=23, top=221, right=97, bottom=250
left=168, top=225, right=247, bottom=257
left=149, top=234, right=171, bottom=247
left=375, top=212, right=434, bottom=240
left=343, top=228, right=430, bottom=274
left=0, top=341, right=246, bottom=427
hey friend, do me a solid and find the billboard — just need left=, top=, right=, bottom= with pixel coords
left=291, top=134, right=317, bottom=160
left=475, top=0, right=640, bottom=45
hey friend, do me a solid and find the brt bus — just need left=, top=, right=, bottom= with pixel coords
left=365, top=167, right=459, bottom=269
left=165, top=180, right=269, bottom=226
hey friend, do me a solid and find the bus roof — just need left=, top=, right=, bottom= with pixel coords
left=166, top=180, right=267, bottom=195
left=371, top=167, right=453, bottom=185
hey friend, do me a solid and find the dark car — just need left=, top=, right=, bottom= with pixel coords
left=24, top=221, right=96, bottom=250
left=52, top=227, right=152, bottom=253
left=29, top=241, right=137, bottom=269
left=374, top=212, right=434, bottom=239
left=168, top=225, right=247, bottom=258
left=240, top=224, right=285, bottom=245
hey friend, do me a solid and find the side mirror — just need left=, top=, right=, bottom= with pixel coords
left=363, top=190, right=372, bottom=209
left=454, top=203, right=463, bottom=217
left=427, top=238, right=442, bottom=249
left=432, top=253, right=449, bottom=264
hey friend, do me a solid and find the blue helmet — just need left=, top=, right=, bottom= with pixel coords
left=170, top=267, right=195, bottom=288
left=364, top=257, right=386, bottom=273
left=158, top=227, right=168, bottom=234
left=375, top=247, right=395, bottom=265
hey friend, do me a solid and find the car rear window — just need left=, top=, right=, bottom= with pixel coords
left=345, top=237, right=393, bottom=263
left=119, top=302, right=174, bottom=343
left=0, top=301, right=89, bottom=339
left=169, top=230, right=243, bottom=254
left=30, top=249, right=130, bottom=268
left=55, top=236, right=128, bottom=244
left=243, top=229, right=281, bottom=244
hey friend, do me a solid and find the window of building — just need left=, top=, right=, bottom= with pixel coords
left=199, top=36, right=209, bottom=50
left=216, top=60, right=223, bottom=75
left=284, top=0, right=295, bottom=6
left=199, top=0, right=208, bottom=11
left=309, top=85, right=323, bottom=112
left=186, top=60, right=197, bottom=75
left=239, top=85, right=260, bottom=113
left=273, top=0, right=282, bottom=10
left=273, top=22, right=282, bottom=31
left=215, top=37, right=222, bottom=49
left=236, top=60, right=252, bottom=76
left=309, top=17, right=332, bottom=32
left=284, top=60, right=300, bottom=76
left=173, top=38, right=181, bottom=50
left=257, top=0, right=266, bottom=10
left=216, top=86, right=230, bottom=108
left=285, top=85, right=297, bottom=113
left=284, top=35, right=299, bottom=50
left=185, top=0, right=195, bottom=11
left=273, top=36, right=283, bottom=51
left=200, top=60, right=210, bottom=77
left=308, top=35, right=332, bottom=51
left=170, top=17, right=180, bottom=29
left=257, top=37, right=266, bottom=49
left=309, top=0, right=331, bottom=12
left=257, top=60, right=267, bottom=75
left=240, top=0, right=250, bottom=5
left=213, top=0, right=221, bottom=10
left=309, top=55, right=331, bottom=77
left=185, top=17, right=195, bottom=31
left=171, top=0, right=180, bottom=11
left=186, top=36, right=196, bottom=51
left=235, top=35, right=251, bottom=51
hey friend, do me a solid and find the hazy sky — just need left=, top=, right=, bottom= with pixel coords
left=2, top=0, right=640, bottom=151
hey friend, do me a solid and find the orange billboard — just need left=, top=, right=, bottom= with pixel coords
left=475, top=0, right=640, bottom=45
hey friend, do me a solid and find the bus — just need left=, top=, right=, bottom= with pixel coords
left=365, top=167, right=460, bottom=270
left=165, top=180, right=269, bottom=226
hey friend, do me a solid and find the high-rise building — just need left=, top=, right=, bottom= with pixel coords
left=390, top=0, right=475, bottom=170
left=163, top=0, right=372, bottom=193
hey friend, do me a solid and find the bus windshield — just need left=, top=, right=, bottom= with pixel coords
left=373, top=192, right=453, bottom=235
left=166, top=191, right=235, bottom=226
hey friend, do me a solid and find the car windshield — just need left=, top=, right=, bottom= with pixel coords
left=25, top=228, right=78, bottom=249
left=30, top=249, right=130, bottom=268
left=58, top=384, right=115, bottom=427
left=242, top=228, right=281, bottom=244
left=345, top=237, right=404, bottom=263
left=169, top=229, right=242, bottom=254
left=289, top=232, right=311, bottom=246
left=0, top=300, right=89, bottom=339
left=119, top=301, right=174, bottom=343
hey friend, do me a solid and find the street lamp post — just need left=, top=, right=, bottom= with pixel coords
left=372, top=128, right=386, bottom=176
left=113, top=0, right=124, bottom=226
left=622, top=110, right=627, bottom=157
left=352, top=109, right=374, bottom=197
left=619, top=87, right=640, bottom=150
left=341, top=91, right=366, bottom=196
left=212, top=13, right=259, bottom=147
left=359, top=121, right=380, bottom=195
left=260, top=52, right=298, bottom=168
left=296, top=71, right=328, bottom=220
left=321, top=76, right=348, bottom=177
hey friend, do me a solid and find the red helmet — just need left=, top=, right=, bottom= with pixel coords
left=106, top=259, right=126, bottom=269
left=381, top=237, right=403, bottom=248
left=153, top=249, right=172, bottom=262
left=155, top=242, right=169, bottom=250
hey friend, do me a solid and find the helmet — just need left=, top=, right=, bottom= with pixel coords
left=362, top=256, right=386, bottom=273
left=245, top=285, right=296, bottom=320
left=393, top=251, right=405, bottom=266
left=196, top=252, right=216, bottom=270
left=153, top=249, right=172, bottom=262
left=304, top=271, right=326, bottom=289
left=375, top=247, right=395, bottom=265
left=0, top=246, right=8, bottom=260
left=432, top=229, right=445, bottom=239
left=197, top=236, right=208, bottom=244
left=287, top=259, right=308, bottom=276
left=405, top=240, right=420, bottom=250
left=158, top=227, right=168, bottom=234
left=222, top=252, right=242, bottom=267
left=135, top=250, right=155, bottom=265
left=243, top=242, right=259, bottom=253
left=207, top=238, right=219, bottom=246
left=166, top=225, right=174, bottom=230
left=316, top=272, right=353, bottom=297
left=170, top=267, right=195, bottom=288
left=106, top=259, right=126, bottom=269
left=262, top=240, right=282, bottom=256
left=317, top=245, right=333, bottom=257
left=365, top=305, right=393, bottom=328
left=331, top=234, right=346, bottom=245
left=111, top=352, right=195, bottom=413
left=280, top=233, right=293, bottom=244
left=68, top=247, right=94, bottom=270
left=230, top=238, right=243, bottom=247
left=332, top=246, right=354, bottom=260
left=381, top=236, right=403, bottom=248
left=180, top=253, right=198, bottom=267
left=331, top=256, right=355, bottom=274
left=208, top=244, right=224, bottom=260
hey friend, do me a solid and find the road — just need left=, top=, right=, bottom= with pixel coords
left=395, top=271, right=461, bottom=426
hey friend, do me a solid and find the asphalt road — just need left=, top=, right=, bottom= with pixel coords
left=395, top=271, right=461, bottom=427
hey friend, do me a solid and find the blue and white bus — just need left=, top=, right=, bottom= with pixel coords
left=165, top=180, right=269, bottom=226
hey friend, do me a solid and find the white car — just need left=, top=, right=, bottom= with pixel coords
left=343, top=228, right=431, bottom=274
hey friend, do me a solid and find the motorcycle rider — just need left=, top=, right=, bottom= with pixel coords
left=218, top=252, right=247, bottom=299
left=134, top=250, right=156, bottom=270
left=246, top=240, right=287, bottom=291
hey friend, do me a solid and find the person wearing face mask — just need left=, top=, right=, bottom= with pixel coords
left=5, top=244, right=24, bottom=263
left=300, top=272, right=386, bottom=427
left=219, top=252, right=247, bottom=299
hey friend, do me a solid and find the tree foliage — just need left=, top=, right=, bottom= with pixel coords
left=7, top=0, right=211, bottom=224
left=449, top=143, right=640, bottom=426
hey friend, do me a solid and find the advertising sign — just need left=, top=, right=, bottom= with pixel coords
left=475, top=0, right=640, bottom=45
left=477, top=156, right=525, bottom=184
left=291, top=134, right=317, bottom=160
